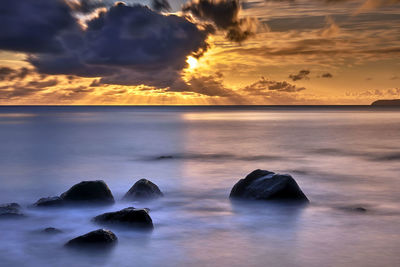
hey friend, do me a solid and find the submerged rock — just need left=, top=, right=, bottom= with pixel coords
left=156, top=155, right=174, bottom=160
left=65, top=229, right=117, bottom=247
left=229, top=169, right=309, bottom=203
left=93, top=207, right=153, bottom=229
left=338, top=206, right=367, bottom=213
left=42, top=227, right=63, bottom=234
left=60, top=180, right=114, bottom=205
left=354, top=207, right=367, bottom=212
left=33, top=196, right=64, bottom=207
left=0, top=203, right=25, bottom=218
left=123, top=179, right=163, bottom=200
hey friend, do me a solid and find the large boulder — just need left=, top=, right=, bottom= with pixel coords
left=61, top=180, right=114, bottom=205
left=33, top=196, right=64, bottom=207
left=0, top=203, right=25, bottom=218
left=93, top=207, right=153, bottom=229
left=123, top=179, right=163, bottom=200
left=65, top=229, right=117, bottom=248
left=229, top=169, right=309, bottom=203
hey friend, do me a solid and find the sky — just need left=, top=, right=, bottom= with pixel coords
left=0, top=0, right=399, bottom=105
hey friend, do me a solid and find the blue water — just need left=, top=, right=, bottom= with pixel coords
left=0, top=106, right=399, bottom=267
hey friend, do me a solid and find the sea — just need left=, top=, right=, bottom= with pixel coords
left=0, top=106, right=399, bottom=267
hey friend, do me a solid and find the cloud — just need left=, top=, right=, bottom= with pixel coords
left=346, top=88, right=400, bottom=99
left=26, top=79, right=59, bottom=89
left=225, top=39, right=400, bottom=65
left=0, top=67, right=16, bottom=81
left=321, top=72, right=333, bottom=78
left=289, top=70, right=310, bottom=81
left=177, top=73, right=239, bottom=97
left=356, top=0, right=400, bottom=14
left=319, top=16, right=340, bottom=38
left=151, top=0, right=172, bottom=12
left=242, top=77, right=306, bottom=95
left=0, top=0, right=77, bottom=53
left=0, top=67, right=32, bottom=81
left=28, top=3, right=212, bottom=89
left=66, top=0, right=106, bottom=13
left=0, top=75, right=58, bottom=99
left=182, top=0, right=258, bottom=42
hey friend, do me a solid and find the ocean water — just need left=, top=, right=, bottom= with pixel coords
left=0, top=106, right=399, bottom=267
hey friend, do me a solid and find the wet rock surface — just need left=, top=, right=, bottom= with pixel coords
left=65, top=229, right=117, bottom=247
left=338, top=206, right=368, bottom=213
left=0, top=203, right=25, bottom=218
left=42, top=227, right=63, bottom=234
left=123, top=179, right=163, bottom=200
left=60, top=180, right=114, bottom=205
left=33, top=196, right=64, bottom=207
left=230, top=169, right=309, bottom=203
left=93, top=207, right=154, bottom=229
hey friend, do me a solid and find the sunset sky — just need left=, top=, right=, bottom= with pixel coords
left=0, top=0, right=399, bottom=105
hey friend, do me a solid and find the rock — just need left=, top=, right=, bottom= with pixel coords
left=123, top=179, right=163, bottom=200
left=229, top=169, right=309, bottom=203
left=0, top=203, right=25, bottom=218
left=60, top=180, right=114, bottom=205
left=93, top=207, right=153, bottom=229
left=354, top=207, right=367, bottom=212
left=33, top=196, right=64, bottom=207
left=65, top=229, right=117, bottom=248
left=156, top=155, right=174, bottom=160
left=371, top=99, right=400, bottom=106
left=42, top=227, right=62, bottom=234
left=339, top=206, right=367, bottom=213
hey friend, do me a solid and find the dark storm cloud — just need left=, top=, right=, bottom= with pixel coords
left=182, top=0, right=257, bottom=42
left=66, top=0, right=106, bottom=13
left=289, top=70, right=310, bottom=81
left=0, top=1, right=213, bottom=91
left=0, top=0, right=77, bottom=53
left=29, top=3, right=212, bottom=89
left=321, top=72, right=333, bottom=78
left=151, top=0, right=172, bottom=12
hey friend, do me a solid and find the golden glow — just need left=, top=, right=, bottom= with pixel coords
left=1, top=1, right=400, bottom=105
left=186, top=56, right=198, bottom=70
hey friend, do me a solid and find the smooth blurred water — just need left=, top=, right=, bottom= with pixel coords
left=0, top=106, right=399, bottom=267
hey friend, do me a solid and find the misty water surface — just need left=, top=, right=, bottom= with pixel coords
left=0, top=106, right=399, bottom=267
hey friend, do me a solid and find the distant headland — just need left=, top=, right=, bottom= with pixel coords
left=371, top=99, right=400, bottom=106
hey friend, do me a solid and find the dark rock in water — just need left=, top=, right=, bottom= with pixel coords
left=33, top=196, right=64, bottom=207
left=42, top=227, right=62, bottom=234
left=93, top=207, right=153, bottom=229
left=339, top=206, right=367, bottom=213
left=123, top=179, right=163, bottom=200
left=156, top=155, right=174, bottom=160
left=0, top=203, right=25, bottom=218
left=229, top=169, right=309, bottom=203
left=354, top=207, right=367, bottom=212
left=65, top=229, right=117, bottom=248
left=60, top=180, right=114, bottom=204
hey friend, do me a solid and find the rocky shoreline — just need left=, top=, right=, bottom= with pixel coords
left=1, top=170, right=314, bottom=249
